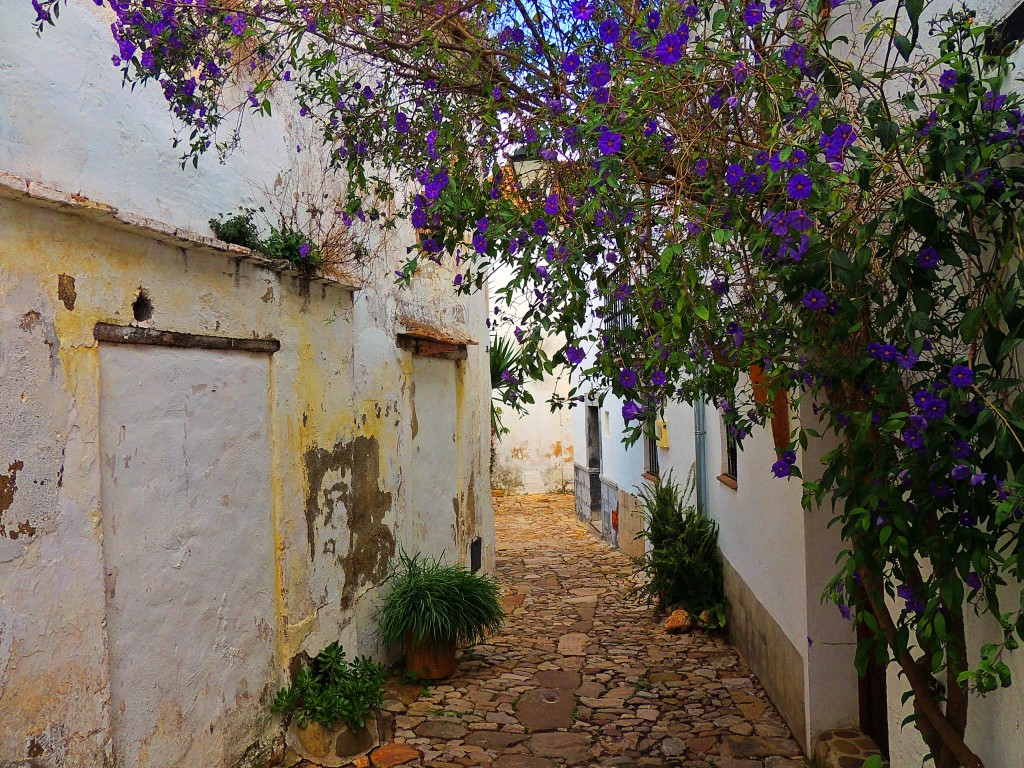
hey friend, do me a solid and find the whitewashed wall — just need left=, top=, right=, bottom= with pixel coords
left=0, top=2, right=493, bottom=765
left=489, top=266, right=576, bottom=494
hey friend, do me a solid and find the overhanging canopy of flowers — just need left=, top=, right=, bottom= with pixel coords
left=31, top=0, right=1024, bottom=763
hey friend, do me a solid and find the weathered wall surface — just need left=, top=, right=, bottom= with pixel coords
left=0, top=1, right=491, bottom=764
left=0, top=177, right=491, bottom=768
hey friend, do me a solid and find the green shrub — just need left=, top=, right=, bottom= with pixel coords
left=270, top=642, right=387, bottom=730
left=633, top=471, right=726, bottom=628
left=209, top=209, right=319, bottom=267
left=263, top=223, right=320, bottom=267
left=209, top=208, right=264, bottom=251
left=377, top=551, right=505, bottom=650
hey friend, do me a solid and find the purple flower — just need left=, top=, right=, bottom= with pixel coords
left=492, top=86, right=503, bottom=100
left=743, top=3, right=764, bottom=25
left=916, top=247, right=940, bottom=269
left=708, top=91, right=723, bottom=109
left=545, top=194, right=559, bottom=216
left=588, top=61, right=611, bottom=88
left=725, top=164, right=745, bottom=187
left=411, top=207, right=427, bottom=229
left=801, top=289, right=828, bottom=311
left=477, top=217, right=489, bottom=233
left=694, top=158, right=708, bottom=177
left=787, top=174, right=813, bottom=200
left=781, top=43, right=806, bottom=68
left=952, top=464, right=971, bottom=481
left=982, top=91, right=1007, bottom=112
left=562, top=54, right=581, bottom=74
left=939, top=69, right=958, bottom=89
left=949, top=365, right=974, bottom=388
left=970, top=472, right=987, bottom=486
left=923, top=397, right=949, bottom=420
left=903, top=429, right=924, bottom=451
left=598, top=130, right=623, bottom=155
left=473, top=234, right=488, bottom=254
left=740, top=173, right=761, bottom=194
left=951, top=441, right=972, bottom=459
left=960, top=511, right=977, bottom=526
left=395, top=112, right=410, bottom=134
left=966, top=572, right=982, bottom=590
left=654, top=33, right=684, bottom=65
left=298, top=242, right=312, bottom=259
left=930, top=481, right=952, bottom=498
left=732, top=60, right=748, bottom=83
left=224, top=12, right=246, bottom=35
left=772, top=459, right=792, bottom=478
left=908, top=414, right=928, bottom=431
left=619, top=368, right=638, bottom=388
left=622, top=400, right=644, bottom=421
left=781, top=450, right=797, bottom=464
left=571, top=0, right=596, bottom=20
left=647, top=10, right=661, bottom=29
left=566, top=346, right=585, bottom=365
left=651, top=370, right=667, bottom=386
left=598, top=18, right=621, bottom=44
left=533, top=218, right=548, bottom=236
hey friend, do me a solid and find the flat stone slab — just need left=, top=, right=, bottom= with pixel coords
left=557, top=632, right=590, bottom=656
left=533, top=670, right=581, bottom=689
left=368, top=743, right=422, bottom=767
left=515, top=688, right=577, bottom=731
left=465, top=731, right=531, bottom=749
left=723, top=735, right=803, bottom=758
left=529, top=732, right=593, bottom=763
left=493, top=756, right=558, bottom=768
left=413, top=721, right=469, bottom=739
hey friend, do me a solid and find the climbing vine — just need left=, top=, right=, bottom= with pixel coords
left=32, top=0, right=1024, bottom=762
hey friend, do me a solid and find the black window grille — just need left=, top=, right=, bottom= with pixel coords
left=644, top=422, right=660, bottom=477
left=604, top=296, right=635, bottom=332
left=987, top=2, right=1024, bottom=54
left=725, top=431, right=738, bottom=480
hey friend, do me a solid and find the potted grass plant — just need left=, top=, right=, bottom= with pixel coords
left=271, top=642, right=388, bottom=766
left=377, top=551, right=505, bottom=680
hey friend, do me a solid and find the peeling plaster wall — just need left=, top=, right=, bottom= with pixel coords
left=0, top=186, right=491, bottom=767
left=0, top=1, right=492, bottom=763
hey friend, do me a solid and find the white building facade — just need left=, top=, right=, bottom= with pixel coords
left=0, top=3, right=492, bottom=766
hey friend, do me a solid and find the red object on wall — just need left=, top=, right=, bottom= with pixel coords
left=611, top=509, right=619, bottom=530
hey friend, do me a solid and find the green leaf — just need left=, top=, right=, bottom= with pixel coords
left=694, top=305, right=710, bottom=322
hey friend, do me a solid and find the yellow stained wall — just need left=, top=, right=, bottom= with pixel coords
left=0, top=181, right=492, bottom=767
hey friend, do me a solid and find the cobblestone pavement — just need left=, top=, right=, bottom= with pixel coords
left=374, top=493, right=809, bottom=768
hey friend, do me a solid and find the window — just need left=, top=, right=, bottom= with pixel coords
left=644, top=419, right=660, bottom=477
left=987, top=1, right=1024, bottom=54
left=725, top=432, right=738, bottom=480
left=718, top=412, right=739, bottom=489
left=604, top=295, right=635, bottom=333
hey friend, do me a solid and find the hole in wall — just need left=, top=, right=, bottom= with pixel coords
left=132, top=290, right=153, bottom=322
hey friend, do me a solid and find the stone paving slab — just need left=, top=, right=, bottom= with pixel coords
left=367, top=494, right=811, bottom=768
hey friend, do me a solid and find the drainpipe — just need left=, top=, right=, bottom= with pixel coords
left=693, top=400, right=709, bottom=517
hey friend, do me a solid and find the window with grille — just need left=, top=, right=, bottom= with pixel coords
left=724, top=431, right=738, bottom=480
left=644, top=419, right=660, bottom=477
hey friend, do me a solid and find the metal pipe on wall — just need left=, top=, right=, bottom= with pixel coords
left=694, top=400, right=709, bottom=517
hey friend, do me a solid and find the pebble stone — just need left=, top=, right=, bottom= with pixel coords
left=298, top=494, right=812, bottom=768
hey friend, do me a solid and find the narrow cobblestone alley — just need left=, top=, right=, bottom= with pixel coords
left=374, top=494, right=810, bottom=768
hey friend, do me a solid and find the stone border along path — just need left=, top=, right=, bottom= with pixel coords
left=301, top=493, right=812, bottom=768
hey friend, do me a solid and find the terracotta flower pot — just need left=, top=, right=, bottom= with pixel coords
left=287, top=716, right=379, bottom=767
left=405, top=634, right=457, bottom=680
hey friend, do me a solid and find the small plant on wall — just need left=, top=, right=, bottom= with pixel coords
left=210, top=208, right=321, bottom=270
left=377, top=551, right=505, bottom=679
left=634, top=471, right=726, bottom=629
